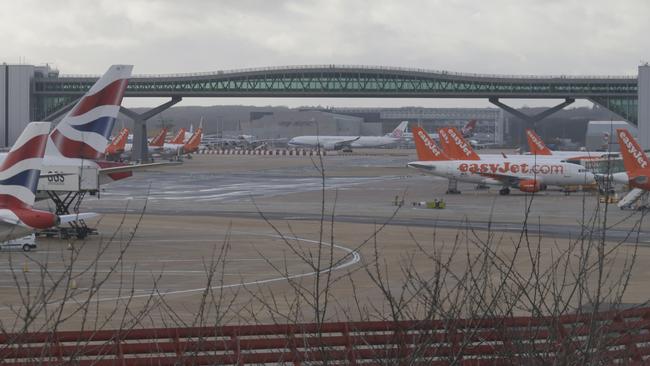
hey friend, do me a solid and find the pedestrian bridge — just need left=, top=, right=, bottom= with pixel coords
left=33, top=65, right=638, bottom=123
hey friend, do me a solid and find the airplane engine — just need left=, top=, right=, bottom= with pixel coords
left=518, top=179, right=547, bottom=193
left=6, top=208, right=59, bottom=229
left=322, top=142, right=338, bottom=151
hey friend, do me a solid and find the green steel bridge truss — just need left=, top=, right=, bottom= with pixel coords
left=32, top=65, right=639, bottom=123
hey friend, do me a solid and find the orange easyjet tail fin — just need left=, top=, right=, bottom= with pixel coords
left=105, top=128, right=129, bottom=155
left=438, top=127, right=481, bottom=160
left=150, top=128, right=167, bottom=147
left=525, top=129, right=553, bottom=155
left=183, top=127, right=203, bottom=153
left=616, top=129, right=650, bottom=184
left=170, top=128, right=186, bottom=144
left=412, top=127, right=450, bottom=161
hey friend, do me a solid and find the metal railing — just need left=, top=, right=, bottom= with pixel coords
left=2, top=306, right=649, bottom=365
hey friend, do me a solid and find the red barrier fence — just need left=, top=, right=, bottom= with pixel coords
left=2, top=307, right=650, bottom=365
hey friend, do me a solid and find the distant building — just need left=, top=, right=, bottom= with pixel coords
left=585, top=121, right=637, bottom=151
left=0, top=64, right=58, bottom=146
left=326, top=107, right=506, bottom=144
left=246, top=110, right=371, bottom=138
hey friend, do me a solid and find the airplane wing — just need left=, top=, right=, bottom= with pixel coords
left=98, top=161, right=182, bottom=175
left=333, top=137, right=360, bottom=150
left=59, top=212, right=99, bottom=224
left=477, top=172, right=524, bottom=187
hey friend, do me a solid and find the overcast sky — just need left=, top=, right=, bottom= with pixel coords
left=2, top=0, right=649, bottom=108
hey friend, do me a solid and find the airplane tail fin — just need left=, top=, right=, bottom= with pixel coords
left=105, top=128, right=129, bottom=155
left=388, top=121, right=409, bottom=138
left=461, top=119, right=477, bottom=137
left=412, top=127, right=449, bottom=161
left=170, top=128, right=186, bottom=144
left=183, top=126, right=203, bottom=153
left=150, top=128, right=168, bottom=147
left=0, top=122, right=51, bottom=208
left=525, top=129, right=553, bottom=155
left=438, top=127, right=481, bottom=160
left=616, top=129, right=650, bottom=181
left=47, top=65, right=132, bottom=160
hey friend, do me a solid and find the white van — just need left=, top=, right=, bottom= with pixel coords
left=0, top=234, right=37, bottom=252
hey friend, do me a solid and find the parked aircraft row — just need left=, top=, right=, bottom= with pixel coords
left=408, top=127, right=595, bottom=195
left=0, top=64, right=190, bottom=242
left=106, top=122, right=204, bottom=160
left=408, top=124, right=650, bottom=205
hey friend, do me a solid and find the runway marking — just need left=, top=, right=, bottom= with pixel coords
left=0, top=232, right=361, bottom=310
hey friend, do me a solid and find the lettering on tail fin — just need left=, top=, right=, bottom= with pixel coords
left=445, top=127, right=480, bottom=160
left=150, top=128, right=167, bottom=147
left=412, top=127, right=447, bottom=161
left=617, top=129, right=649, bottom=171
left=526, top=129, right=552, bottom=155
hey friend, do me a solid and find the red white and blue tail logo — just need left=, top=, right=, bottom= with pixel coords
left=0, top=122, right=51, bottom=208
left=47, top=65, right=133, bottom=160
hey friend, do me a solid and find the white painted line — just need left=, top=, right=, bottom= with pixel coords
left=0, top=232, right=361, bottom=309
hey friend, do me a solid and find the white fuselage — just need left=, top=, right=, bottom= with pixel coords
left=288, top=136, right=398, bottom=150
left=408, top=157, right=595, bottom=188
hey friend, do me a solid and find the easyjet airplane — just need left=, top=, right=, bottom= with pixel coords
left=525, top=129, right=610, bottom=160
left=616, top=129, right=650, bottom=191
left=408, top=127, right=595, bottom=195
left=105, top=127, right=129, bottom=157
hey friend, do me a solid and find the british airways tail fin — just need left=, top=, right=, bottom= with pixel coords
left=47, top=65, right=133, bottom=160
left=0, top=122, right=51, bottom=207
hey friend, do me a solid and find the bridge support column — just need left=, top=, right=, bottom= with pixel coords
left=639, top=65, right=650, bottom=149
left=120, top=97, right=182, bottom=162
left=489, top=98, right=574, bottom=149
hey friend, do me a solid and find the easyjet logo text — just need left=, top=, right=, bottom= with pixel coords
left=527, top=130, right=545, bottom=151
left=458, top=162, right=564, bottom=175
left=619, top=131, right=648, bottom=169
left=447, top=128, right=473, bottom=157
left=417, top=130, right=441, bottom=156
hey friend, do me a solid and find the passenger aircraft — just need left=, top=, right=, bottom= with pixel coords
left=616, top=129, right=650, bottom=191
left=525, top=129, right=609, bottom=160
left=32, top=64, right=173, bottom=187
left=0, top=122, right=96, bottom=241
left=423, top=119, right=478, bottom=143
left=408, top=127, right=595, bottom=195
left=122, top=127, right=168, bottom=155
left=287, top=121, right=409, bottom=150
left=159, top=124, right=203, bottom=155
left=105, top=128, right=129, bottom=157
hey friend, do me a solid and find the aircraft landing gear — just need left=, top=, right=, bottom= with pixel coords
left=499, top=187, right=511, bottom=196
left=446, top=179, right=461, bottom=194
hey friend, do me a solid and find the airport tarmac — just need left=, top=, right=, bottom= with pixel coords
left=1, top=151, right=649, bottom=330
